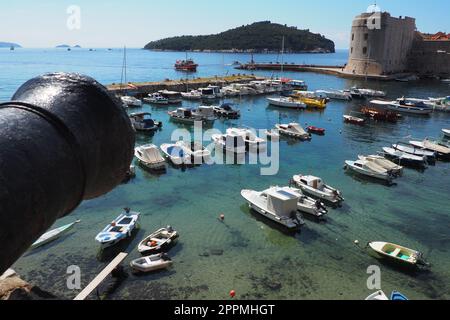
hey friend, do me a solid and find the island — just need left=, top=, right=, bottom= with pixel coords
left=144, top=21, right=335, bottom=53
left=55, top=44, right=82, bottom=48
left=0, top=42, right=22, bottom=48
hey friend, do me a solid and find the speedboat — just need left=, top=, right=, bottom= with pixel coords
left=306, top=126, right=325, bottom=135
left=158, top=90, right=182, bottom=104
left=168, top=108, right=203, bottom=125
left=316, top=89, right=352, bottom=101
left=370, top=99, right=433, bottom=115
left=226, top=128, right=266, bottom=151
left=368, top=241, right=428, bottom=268
left=409, top=139, right=450, bottom=160
left=30, top=220, right=81, bottom=250
left=267, top=97, right=307, bottom=109
left=358, top=155, right=403, bottom=176
left=130, top=253, right=173, bottom=273
left=181, top=90, right=202, bottom=100
left=241, top=186, right=305, bottom=230
left=365, top=290, right=389, bottom=301
left=213, top=103, right=240, bottom=118
left=121, top=95, right=142, bottom=107
left=343, top=115, right=365, bottom=125
left=382, top=147, right=427, bottom=168
left=191, top=106, right=217, bottom=124
left=95, top=209, right=141, bottom=249
left=138, top=226, right=179, bottom=255
left=392, top=143, right=436, bottom=162
left=135, top=144, right=166, bottom=171
left=291, top=175, right=344, bottom=206
left=176, top=140, right=211, bottom=164
left=296, top=192, right=328, bottom=219
left=160, top=143, right=190, bottom=165
left=143, top=92, right=169, bottom=105
left=129, top=112, right=162, bottom=132
left=211, top=132, right=246, bottom=154
left=344, top=159, right=393, bottom=182
left=443, top=129, right=450, bottom=138
left=275, top=123, right=311, bottom=140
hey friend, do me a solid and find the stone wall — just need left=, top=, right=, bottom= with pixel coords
left=408, top=39, right=450, bottom=76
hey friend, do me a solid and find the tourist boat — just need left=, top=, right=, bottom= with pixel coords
left=181, top=90, right=202, bottom=100
left=442, top=129, right=450, bottom=138
left=175, top=58, right=198, bottom=72
left=226, top=128, right=266, bottom=151
left=129, top=112, right=162, bottom=132
left=30, top=220, right=81, bottom=250
left=264, top=129, right=280, bottom=140
left=191, top=106, right=217, bottom=123
left=143, top=93, right=169, bottom=105
left=409, top=139, right=450, bottom=160
left=211, top=132, right=246, bottom=154
left=130, top=253, right=173, bottom=273
left=343, top=114, right=365, bottom=125
left=370, top=99, right=433, bottom=115
left=344, top=159, right=393, bottom=182
left=241, top=186, right=305, bottom=230
left=358, top=155, right=403, bottom=176
left=365, top=290, right=389, bottom=301
left=212, top=103, right=240, bottom=118
left=382, top=147, right=427, bottom=167
left=306, top=126, right=325, bottom=135
left=138, top=226, right=179, bottom=255
left=368, top=241, right=428, bottom=267
left=176, top=140, right=211, bottom=164
left=267, top=97, right=307, bottom=109
left=286, top=80, right=308, bottom=91
left=168, top=108, right=203, bottom=125
left=391, top=291, right=409, bottom=301
left=275, top=123, right=311, bottom=140
left=121, top=95, right=142, bottom=107
left=392, top=143, right=436, bottom=162
left=348, top=87, right=386, bottom=98
left=315, top=89, right=352, bottom=101
left=158, top=90, right=182, bottom=104
left=95, top=209, right=141, bottom=249
left=291, top=175, right=344, bottom=206
left=134, top=144, right=166, bottom=171
left=361, top=106, right=401, bottom=123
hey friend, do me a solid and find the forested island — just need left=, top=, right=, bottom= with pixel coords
left=144, top=21, right=335, bottom=53
left=0, top=42, right=21, bottom=48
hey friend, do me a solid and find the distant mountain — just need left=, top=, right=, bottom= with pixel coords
left=73, top=45, right=82, bottom=48
left=0, top=42, right=21, bottom=48
left=144, top=21, right=335, bottom=53
left=56, top=44, right=71, bottom=48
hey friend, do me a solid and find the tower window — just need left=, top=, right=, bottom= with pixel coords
left=352, top=33, right=354, bottom=41
left=351, top=47, right=353, bottom=54
left=372, top=19, right=376, bottom=25
left=363, top=47, right=368, bottom=54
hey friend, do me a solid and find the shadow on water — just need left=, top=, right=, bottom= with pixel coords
left=217, top=220, right=251, bottom=249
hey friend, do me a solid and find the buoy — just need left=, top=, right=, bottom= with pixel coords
left=230, top=290, right=236, bottom=298
left=220, top=214, right=225, bottom=221
left=354, top=240, right=360, bottom=245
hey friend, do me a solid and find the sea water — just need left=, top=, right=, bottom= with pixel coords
left=1, top=48, right=449, bottom=300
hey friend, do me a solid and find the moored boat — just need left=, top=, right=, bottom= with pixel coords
left=138, top=226, right=179, bottom=255
left=306, top=126, right=325, bottom=135
left=409, top=139, right=450, bottom=160
left=358, top=155, right=403, bottom=176
left=135, top=144, right=166, bottom=171
left=30, top=220, right=81, bottom=250
left=390, top=291, right=409, bottom=301
left=130, top=253, right=173, bottom=273
left=368, top=241, right=429, bottom=267
left=211, top=132, right=246, bottom=154
left=191, top=106, right=217, bottom=124
left=159, top=90, right=182, bottom=104
left=121, top=95, right=142, bottom=107
left=344, top=159, right=393, bottom=182
left=226, top=128, right=266, bottom=151
left=382, top=147, right=427, bottom=168
left=129, top=112, right=162, bottom=132
left=392, top=143, right=436, bottom=162
left=291, top=174, right=344, bottom=206
left=365, top=290, right=389, bottom=301
left=267, top=97, right=307, bottom=109
left=143, top=92, right=169, bottom=105
left=181, top=90, right=202, bottom=100
left=213, top=103, right=240, bottom=118
left=343, top=114, right=365, bottom=125
left=442, top=129, right=450, bottom=138
left=175, top=58, right=198, bottom=72
left=95, top=209, right=140, bottom=249
left=315, top=89, right=352, bottom=101
left=160, top=143, right=190, bottom=165
left=275, top=123, right=311, bottom=140
left=370, top=99, right=433, bottom=115
left=361, top=106, right=401, bottom=123
left=168, top=108, right=207, bottom=125
left=176, top=140, right=211, bottom=164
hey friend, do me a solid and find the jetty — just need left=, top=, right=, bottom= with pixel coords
left=107, top=74, right=265, bottom=96
left=74, top=252, right=128, bottom=300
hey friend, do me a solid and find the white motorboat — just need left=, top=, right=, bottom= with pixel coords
left=176, top=140, right=211, bottom=164
left=370, top=99, right=433, bottom=115
left=241, top=186, right=305, bottom=230
left=207, top=85, right=224, bottom=98
left=213, top=103, right=240, bottom=118
left=168, top=108, right=202, bottom=125
left=212, top=132, right=246, bottom=154
left=292, top=175, right=344, bottom=205
left=343, top=114, right=365, bottom=125
left=181, top=90, right=202, bottom=100
left=95, top=209, right=140, bottom=249
left=286, top=80, right=308, bottom=91
left=409, top=139, right=450, bottom=159
left=392, top=143, right=436, bottom=162
left=221, top=85, right=241, bottom=97
left=199, top=87, right=218, bottom=100
left=358, top=155, right=403, bottom=176
left=30, top=220, right=81, bottom=250
left=226, top=128, right=266, bottom=151
left=344, top=159, right=393, bottom=182
left=295, top=192, right=328, bottom=219
left=158, top=90, right=182, bottom=104
left=138, top=226, right=179, bottom=255
left=143, top=92, right=169, bottom=105
left=348, top=87, right=386, bottom=98
left=191, top=106, right=217, bottom=123
left=129, top=112, right=162, bottom=132
left=442, top=129, right=450, bottom=138
left=275, top=123, right=311, bottom=140
left=316, top=89, right=352, bottom=101
left=368, top=241, right=428, bottom=267
left=160, top=143, right=190, bottom=165
left=382, top=147, right=427, bottom=167
left=121, top=96, right=142, bottom=107
left=267, top=97, right=307, bottom=109
left=365, top=290, right=390, bottom=301
left=231, top=83, right=258, bottom=96
left=135, top=144, right=166, bottom=171
left=130, top=253, right=173, bottom=273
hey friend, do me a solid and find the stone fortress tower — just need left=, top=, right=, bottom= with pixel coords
left=343, top=11, right=416, bottom=76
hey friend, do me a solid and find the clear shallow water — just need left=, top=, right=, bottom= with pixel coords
left=2, top=48, right=450, bottom=300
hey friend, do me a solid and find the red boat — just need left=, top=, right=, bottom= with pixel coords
left=175, top=59, right=198, bottom=72
left=307, top=126, right=326, bottom=135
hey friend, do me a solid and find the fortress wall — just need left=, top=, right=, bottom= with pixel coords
left=408, top=40, right=450, bottom=76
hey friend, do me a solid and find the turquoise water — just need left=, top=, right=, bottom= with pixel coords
left=2, top=48, right=450, bottom=300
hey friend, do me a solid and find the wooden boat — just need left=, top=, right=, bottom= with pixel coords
left=30, top=220, right=81, bottom=250
left=361, top=106, right=401, bottom=123
left=292, top=174, right=344, bottom=205
left=306, top=126, right=325, bottom=135
left=135, top=144, right=166, bottom=171
left=275, top=123, right=311, bottom=140
left=390, top=291, right=408, bottom=301
left=365, top=290, right=389, bottom=301
left=368, top=241, right=428, bottom=267
left=95, top=209, right=140, bottom=249
left=138, top=226, right=179, bottom=255
left=343, top=115, right=365, bottom=125
left=175, top=58, right=198, bottom=72
left=130, top=253, right=173, bottom=273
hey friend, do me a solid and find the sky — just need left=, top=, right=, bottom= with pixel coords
left=0, top=0, right=449, bottom=49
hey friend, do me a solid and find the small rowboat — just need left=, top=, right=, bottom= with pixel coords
left=365, top=290, right=389, bottom=301
left=343, top=115, right=365, bottom=125
left=307, top=126, right=325, bottom=135
left=130, top=253, right=173, bottom=273
left=138, top=226, right=179, bottom=255
left=31, top=220, right=81, bottom=250
left=368, top=241, right=429, bottom=267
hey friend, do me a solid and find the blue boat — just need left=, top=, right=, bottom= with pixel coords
left=390, top=291, right=409, bottom=301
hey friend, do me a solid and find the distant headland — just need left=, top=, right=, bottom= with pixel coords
left=55, top=44, right=82, bottom=48
left=144, top=21, right=335, bottom=54
left=0, top=42, right=22, bottom=48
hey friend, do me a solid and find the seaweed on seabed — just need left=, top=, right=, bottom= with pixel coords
left=96, top=265, right=128, bottom=300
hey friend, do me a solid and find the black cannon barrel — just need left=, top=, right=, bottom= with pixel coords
left=0, top=73, right=135, bottom=274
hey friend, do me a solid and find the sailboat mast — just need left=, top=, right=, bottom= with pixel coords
left=281, top=36, right=285, bottom=76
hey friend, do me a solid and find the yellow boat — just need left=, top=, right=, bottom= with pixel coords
left=291, top=95, right=327, bottom=109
